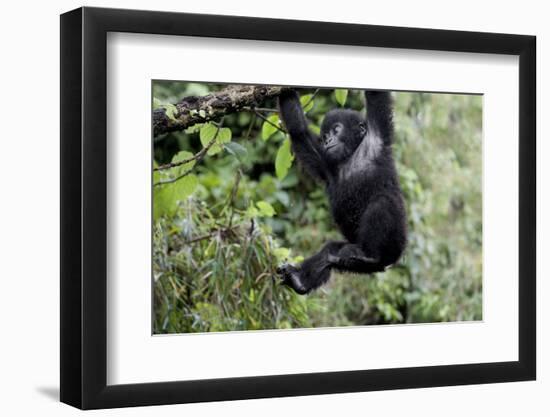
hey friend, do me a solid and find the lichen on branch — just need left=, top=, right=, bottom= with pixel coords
left=153, top=85, right=283, bottom=137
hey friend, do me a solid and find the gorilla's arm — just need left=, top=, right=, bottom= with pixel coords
left=346, top=91, right=393, bottom=169
left=278, top=90, right=328, bottom=181
left=365, top=91, right=393, bottom=145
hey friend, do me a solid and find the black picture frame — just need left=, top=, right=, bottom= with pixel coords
left=60, top=6, right=536, bottom=410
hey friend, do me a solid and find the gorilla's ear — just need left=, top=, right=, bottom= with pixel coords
left=359, top=122, right=367, bottom=136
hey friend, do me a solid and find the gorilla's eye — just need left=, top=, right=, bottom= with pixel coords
left=332, top=124, right=343, bottom=135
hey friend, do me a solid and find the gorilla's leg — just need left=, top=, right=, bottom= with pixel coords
left=328, top=195, right=405, bottom=275
left=355, top=194, right=405, bottom=271
left=277, top=241, right=346, bottom=294
left=327, top=244, right=383, bottom=273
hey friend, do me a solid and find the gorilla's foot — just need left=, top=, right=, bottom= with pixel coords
left=276, top=264, right=309, bottom=295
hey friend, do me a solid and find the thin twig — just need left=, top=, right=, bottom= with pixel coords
left=242, top=106, right=278, bottom=113
left=303, top=88, right=320, bottom=110
left=244, top=113, right=257, bottom=141
left=154, top=120, right=224, bottom=187
left=154, top=138, right=215, bottom=172
left=186, top=225, right=238, bottom=244
left=248, top=218, right=255, bottom=236
left=153, top=169, right=194, bottom=187
left=186, top=232, right=218, bottom=244
left=153, top=137, right=215, bottom=186
left=252, top=110, right=287, bottom=134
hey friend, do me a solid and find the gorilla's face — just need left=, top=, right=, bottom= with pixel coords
left=321, top=109, right=367, bottom=164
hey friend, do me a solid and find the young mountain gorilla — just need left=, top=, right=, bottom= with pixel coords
left=277, top=89, right=407, bottom=295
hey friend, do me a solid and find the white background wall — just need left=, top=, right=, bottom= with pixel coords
left=0, top=0, right=546, bottom=415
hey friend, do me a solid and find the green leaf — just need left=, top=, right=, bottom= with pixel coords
left=225, top=142, right=248, bottom=160
left=153, top=174, right=198, bottom=221
left=153, top=187, right=171, bottom=220
left=293, top=255, right=304, bottom=264
left=153, top=172, right=161, bottom=186
left=200, top=122, right=218, bottom=146
left=274, top=190, right=290, bottom=206
left=334, top=89, right=348, bottom=106
left=173, top=174, right=198, bottom=199
left=217, top=127, right=232, bottom=143
left=153, top=160, right=161, bottom=184
left=275, top=137, right=294, bottom=180
left=153, top=97, right=162, bottom=109
left=200, top=123, right=231, bottom=156
left=185, top=123, right=203, bottom=134
left=300, top=94, right=314, bottom=112
left=309, top=124, right=321, bottom=135
left=171, top=151, right=195, bottom=176
left=273, top=247, right=291, bottom=262
left=162, top=103, right=178, bottom=121
left=280, top=171, right=298, bottom=188
left=256, top=201, right=275, bottom=217
left=245, top=202, right=260, bottom=218
left=206, top=143, right=223, bottom=156
left=261, top=114, right=280, bottom=141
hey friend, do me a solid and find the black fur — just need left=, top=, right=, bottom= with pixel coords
left=277, top=89, right=407, bottom=294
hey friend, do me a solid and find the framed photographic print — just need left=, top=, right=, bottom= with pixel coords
left=60, top=6, right=536, bottom=410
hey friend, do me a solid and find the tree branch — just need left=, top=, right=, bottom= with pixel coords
left=154, top=85, right=284, bottom=137
left=153, top=123, right=222, bottom=187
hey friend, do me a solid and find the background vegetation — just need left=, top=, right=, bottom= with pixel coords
left=152, top=82, right=482, bottom=334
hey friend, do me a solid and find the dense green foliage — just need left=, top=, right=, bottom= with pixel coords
left=152, top=82, right=482, bottom=334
